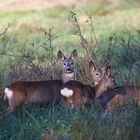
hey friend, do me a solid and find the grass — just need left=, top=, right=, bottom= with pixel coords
left=0, top=0, right=140, bottom=139
left=0, top=101, right=140, bottom=140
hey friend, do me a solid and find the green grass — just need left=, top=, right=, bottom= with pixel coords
left=0, top=101, right=140, bottom=140
left=0, top=0, right=140, bottom=140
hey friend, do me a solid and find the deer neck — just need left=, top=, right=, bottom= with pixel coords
left=93, top=81, right=99, bottom=86
left=62, top=72, right=75, bottom=84
left=94, top=81, right=107, bottom=98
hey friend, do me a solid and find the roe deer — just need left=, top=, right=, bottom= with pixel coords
left=97, top=85, right=140, bottom=110
left=2, top=49, right=77, bottom=115
left=58, top=49, right=77, bottom=83
left=90, top=62, right=140, bottom=110
left=61, top=80, right=95, bottom=109
left=60, top=62, right=116, bottom=110
left=89, top=61, right=117, bottom=98
left=89, top=61, right=107, bottom=86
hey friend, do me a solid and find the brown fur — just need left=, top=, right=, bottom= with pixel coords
left=98, top=86, right=140, bottom=110
left=58, top=49, right=77, bottom=84
left=89, top=63, right=140, bottom=110
left=61, top=65, right=115, bottom=110
left=6, top=80, right=63, bottom=112
left=61, top=80, right=95, bottom=110
left=94, top=66, right=116, bottom=98
left=89, top=61, right=108, bottom=86
left=2, top=50, right=77, bottom=115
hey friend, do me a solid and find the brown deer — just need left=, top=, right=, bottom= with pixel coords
left=1, top=49, right=77, bottom=115
left=61, top=80, right=95, bottom=109
left=97, top=85, right=140, bottom=110
left=89, top=61, right=107, bottom=86
left=60, top=62, right=116, bottom=110
left=89, top=61, right=117, bottom=98
left=90, top=62, right=140, bottom=110
left=58, top=49, right=77, bottom=83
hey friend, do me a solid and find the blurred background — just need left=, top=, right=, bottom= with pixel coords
left=0, top=0, right=140, bottom=85
left=0, top=1, right=140, bottom=140
left=0, top=0, right=139, bottom=85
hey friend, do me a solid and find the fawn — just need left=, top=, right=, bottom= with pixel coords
left=60, top=61, right=116, bottom=110
left=2, top=49, right=77, bottom=115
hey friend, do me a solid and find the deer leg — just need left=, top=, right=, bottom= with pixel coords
left=8, top=97, right=16, bottom=113
left=0, top=96, right=14, bottom=118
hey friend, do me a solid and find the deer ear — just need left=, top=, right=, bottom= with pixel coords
left=101, top=63, right=108, bottom=75
left=70, top=49, right=77, bottom=60
left=89, top=61, right=96, bottom=71
left=105, top=66, right=111, bottom=77
left=58, top=50, right=66, bottom=61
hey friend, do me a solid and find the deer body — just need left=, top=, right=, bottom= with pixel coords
left=61, top=80, right=95, bottom=109
left=89, top=61, right=117, bottom=98
left=98, top=86, right=140, bottom=110
left=2, top=50, right=77, bottom=114
left=90, top=62, right=140, bottom=110
left=4, top=80, right=63, bottom=112
left=94, top=74, right=117, bottom=98
left=60, top=62, right=116, bottom=109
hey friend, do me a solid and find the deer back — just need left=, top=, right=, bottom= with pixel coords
left=97, top=85, right=140, bottom=110
left=5, top=80, right=63, bottom=105
left=61, top=80, right=95, bottom=109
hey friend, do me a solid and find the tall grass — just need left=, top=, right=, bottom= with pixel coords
left=0, top=1, right=140, bottom=139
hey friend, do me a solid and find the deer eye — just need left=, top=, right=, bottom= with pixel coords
left=96, top=73, right=99, bottom=75
left=63, top=63, right=66, bottom=65
left=71, top=62, right=73, bottom=65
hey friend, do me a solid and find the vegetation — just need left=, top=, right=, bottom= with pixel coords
left=0, top=0, right=140, bottom=139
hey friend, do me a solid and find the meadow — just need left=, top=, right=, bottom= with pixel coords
left=0, top=0, right=140, bottom=139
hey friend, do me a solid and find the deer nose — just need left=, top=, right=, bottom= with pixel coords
left=114, top=86, right=118, bottom=90
left=66, top=68, right=72, bottom=73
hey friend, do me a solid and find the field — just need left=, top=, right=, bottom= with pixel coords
left=0, top=0, right=140, bottom=139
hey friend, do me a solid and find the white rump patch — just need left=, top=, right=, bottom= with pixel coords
left=4, top=87, right=13, bottom=99
left=61, top=88, right=73, bottom=97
